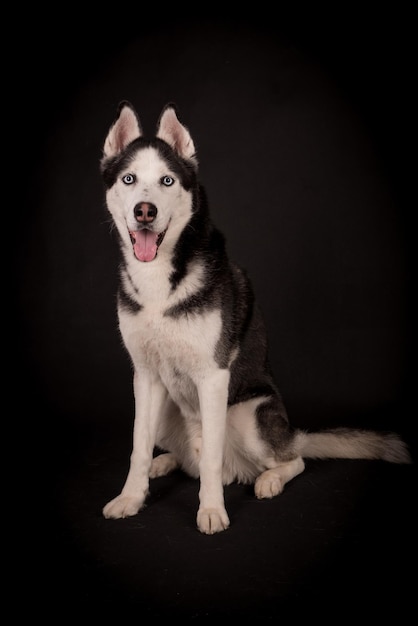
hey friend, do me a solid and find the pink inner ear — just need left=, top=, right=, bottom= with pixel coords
left=171, top=127, right=184, bottom=154
left=158, top=108, right=178, bottom=142
left=157, top=107, right=194, bottom=160
left=116, top=118, right=135, bottom=152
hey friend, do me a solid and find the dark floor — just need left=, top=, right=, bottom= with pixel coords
left=30, top=417, right=415, bottom=619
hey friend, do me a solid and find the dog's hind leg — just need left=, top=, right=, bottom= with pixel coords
left=150, top=453, right=179, bottom=478
left=227, top=397, right=305, bottom=497
left=254, top=457, right=305, bottom=499
left=151, top=401, right=195, bottom=478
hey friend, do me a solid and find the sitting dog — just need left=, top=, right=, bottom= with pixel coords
left=100, top=101, right=411, bottom=534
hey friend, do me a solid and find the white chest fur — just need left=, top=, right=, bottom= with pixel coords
left=118, top=257, right=223, bottom=409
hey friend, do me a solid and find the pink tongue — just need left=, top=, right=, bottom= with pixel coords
left=131, top=230, right=159, bottom=262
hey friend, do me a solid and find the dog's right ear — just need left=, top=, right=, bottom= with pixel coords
left=102, top=101, right=143, bottom=158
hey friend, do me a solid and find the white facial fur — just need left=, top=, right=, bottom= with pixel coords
left=105, top=146, right=193, bottom=256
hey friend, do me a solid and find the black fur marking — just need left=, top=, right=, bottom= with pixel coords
left=165, top=226, right=228, bottom=318
left=215, top=265, right=254, bottom=369
left=165, top=183, right=241, bottom=328
left=118, top=285, right=142, bottom=314
left=164, top=283, right=218, bottom=318
left=256, top=397, right=295, bottom=459
left=169, top=185, right=214, bottom=290
left=101, top=137, right=196, bottom=190
left=226, top=274, right=277, bottom=403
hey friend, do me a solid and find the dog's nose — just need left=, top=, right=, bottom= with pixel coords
left=134, top=202, right=158, bottom=223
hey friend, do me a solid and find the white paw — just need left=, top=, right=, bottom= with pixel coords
left=102, top=494, right=144, bottom=519
left=149, top=453, right=178, bottom=478
left=254, top=472, right=284, bottom=499
left=197, top=507, right=230, bottom=534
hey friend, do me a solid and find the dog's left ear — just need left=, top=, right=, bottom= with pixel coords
left=157, top=104, right=198, bottom=167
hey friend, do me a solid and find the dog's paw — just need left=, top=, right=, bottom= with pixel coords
left=149, top=452, right=178, bottom=478
left=102, top=495, right=144, bottom=519
left=254, top=471, right=284, bottom=499
left=197, top=507, right=230, bottom=534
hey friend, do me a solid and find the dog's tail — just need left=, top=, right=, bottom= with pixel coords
left=295, top=428, right=412, bottom=464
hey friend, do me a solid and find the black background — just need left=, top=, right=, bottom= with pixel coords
left=18, top=9, right=415, bottom=619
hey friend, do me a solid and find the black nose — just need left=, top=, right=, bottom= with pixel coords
left=134, top=202, right=158, bottom=223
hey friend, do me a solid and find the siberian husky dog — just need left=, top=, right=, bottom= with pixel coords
left=100, top=101, right=411, bottom=534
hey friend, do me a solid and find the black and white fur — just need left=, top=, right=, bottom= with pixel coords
left=100, top=101, right=411, bottom=534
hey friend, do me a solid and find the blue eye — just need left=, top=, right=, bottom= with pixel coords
left=122, top=173, right=135, bottom=185
left=161, top=175, right=174, bottom=186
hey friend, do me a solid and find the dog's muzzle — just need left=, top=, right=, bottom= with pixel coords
left=129, top=202, right=168, bottom=262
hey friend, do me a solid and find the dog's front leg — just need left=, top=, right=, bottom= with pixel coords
left=103, top=369, right=167, bottom=520
left=196, top=368, right=230, bottom=534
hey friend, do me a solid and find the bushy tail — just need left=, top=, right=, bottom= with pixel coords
left=295, top=428, right=412, bottom=464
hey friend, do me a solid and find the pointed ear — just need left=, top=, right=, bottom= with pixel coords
left=156, top=104, right=198, bottom=166
left=103, top=101, right=142, bottom=158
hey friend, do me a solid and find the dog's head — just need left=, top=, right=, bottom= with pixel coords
left=101, top=102, right=198, bottom=262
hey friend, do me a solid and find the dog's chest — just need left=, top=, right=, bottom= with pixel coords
left=119, top=295, right=223, bottom=381
left=121, top=304, right=222, bottom=413
left=118, top=258, right=224, bottom=409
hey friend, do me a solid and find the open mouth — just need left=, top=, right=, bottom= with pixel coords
left=128, top=225, right=168, bottom=262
